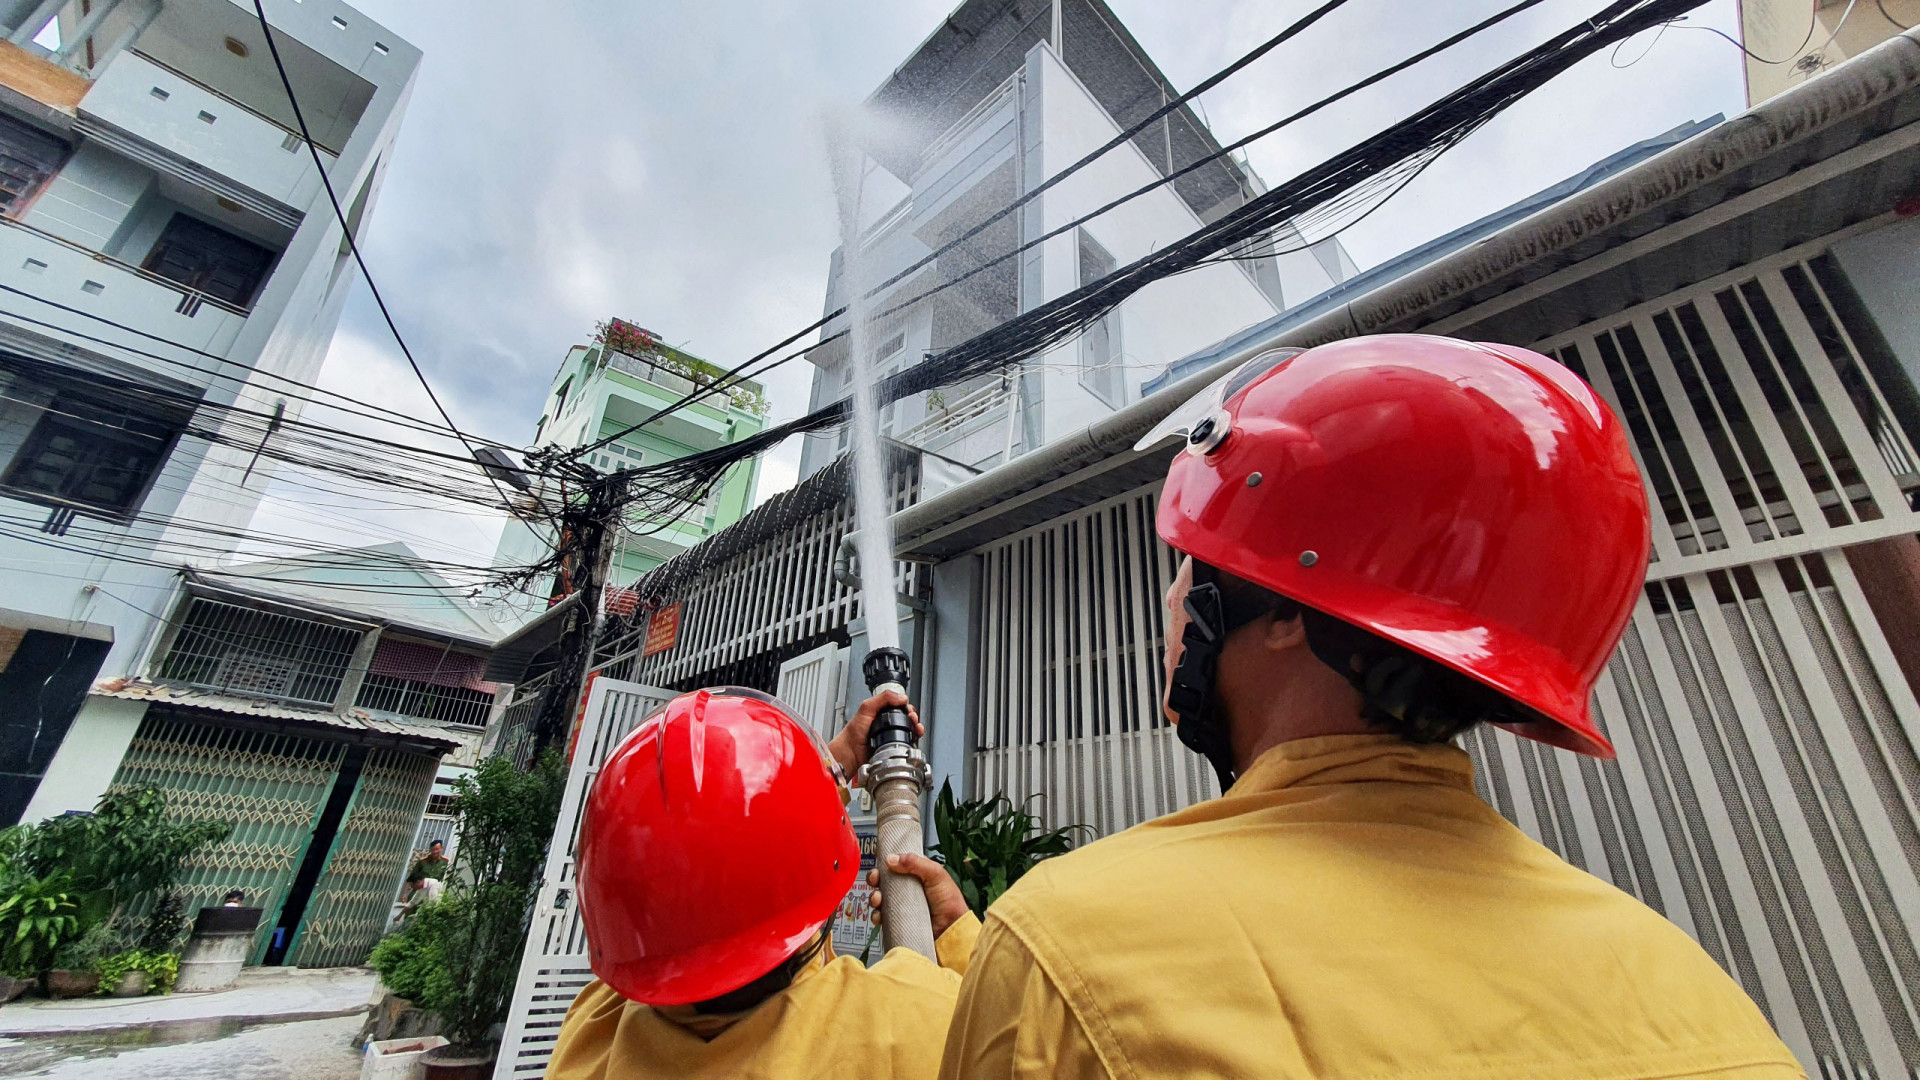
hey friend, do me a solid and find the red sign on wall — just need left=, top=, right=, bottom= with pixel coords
left=642, top=603, right=683, bottom=657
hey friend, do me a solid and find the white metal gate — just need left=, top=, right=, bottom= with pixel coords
left=494, top=677, right=675, bottom=1080
left=964, top=230, right=1920, bottom=1077
left=775, top=642, right=850, bottom=748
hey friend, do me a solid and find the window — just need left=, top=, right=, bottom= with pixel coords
left=0, top=114, right=69, bottom=217
left=141, top=214, right=276, bottom=306
left=0, top=357, right=193, bottom=518
left=552, top=378, right=572, bottom=417
left=1078, top=230, right=1122, bottom=407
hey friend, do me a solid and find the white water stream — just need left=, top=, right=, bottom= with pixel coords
left=828, top=129, right=899, bottom=652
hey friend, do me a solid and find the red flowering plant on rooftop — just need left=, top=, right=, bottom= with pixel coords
left=591, top=318, right=769, bottom=417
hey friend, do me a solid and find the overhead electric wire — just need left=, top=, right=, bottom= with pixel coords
left=584, top=0, right=1713, bottom=588
left=582, top=0, right=1561, bottom=461
left=0, top=284, right=522, bottom=454
left=571, top=0, right=1366, bottom=461
left=250, top=0, right=518, bottom=516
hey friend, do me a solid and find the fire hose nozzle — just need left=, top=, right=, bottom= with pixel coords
left=862, top=647, right=916, bottom=753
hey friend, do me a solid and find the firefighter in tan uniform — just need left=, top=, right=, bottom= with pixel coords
left=548, top=686, right=976, bottom=1080
left=935, top=336, right=1804, bottom=1079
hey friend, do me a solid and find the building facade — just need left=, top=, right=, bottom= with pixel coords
left=0, top=0, right=418, bottom=824
left=26, top=541, right=499, bottom=967
left=796, top=0, right=1354, bottom=483
left=489, top=321, right=767, bottom=623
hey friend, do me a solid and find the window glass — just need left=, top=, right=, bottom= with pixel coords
left=1078, top=230, right=1122, bottom=407
left=141, top=213, right=276, bottom=307
left=0, top=356, right=191, bottom=517
left=0, top=113, right=69, bottom=216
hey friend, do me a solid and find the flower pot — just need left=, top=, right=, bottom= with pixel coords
left=362, top=1034, right=448, bottom=1080
left=109, top=971, right=149, bottom=998
left=45, top=970, right=100, bottom=999
left=0, top=975, right=31, bottom=1003
left=419, top=1044, right=495, bottom=1080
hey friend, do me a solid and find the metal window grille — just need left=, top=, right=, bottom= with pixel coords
left=155, top=597, right=363, bottom=707
left=355, top=674, right=493, bottom=728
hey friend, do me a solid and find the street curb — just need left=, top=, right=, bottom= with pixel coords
left=0, top=1004, right=370, bottom=1039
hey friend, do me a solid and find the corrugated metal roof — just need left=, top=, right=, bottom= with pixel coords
left=91, top=679, right=466, bottom=750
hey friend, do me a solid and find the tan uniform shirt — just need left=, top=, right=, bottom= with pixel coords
left=940, top=734, right=1803, bottom=1080
left=548, top=911, right=980, bottom=1080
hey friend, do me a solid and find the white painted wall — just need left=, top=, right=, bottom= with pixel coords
left=1027, top=43, right=1276, bottom=445
left=19, top=694, right=148, bottom=821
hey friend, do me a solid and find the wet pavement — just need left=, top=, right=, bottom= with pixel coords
left=0, top=1012, right=364, bottom=1078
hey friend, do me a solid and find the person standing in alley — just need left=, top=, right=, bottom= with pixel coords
left=546, top=686, right=975, bottom=1080
left=935, top=335, right=1803, bottom=1079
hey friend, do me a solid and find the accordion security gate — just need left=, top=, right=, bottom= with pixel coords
left=967, top=235, right=1920, bottom=1077
left=108, top=712, right=441, bottom=966
left=495, top=678, right=675, bottom=1080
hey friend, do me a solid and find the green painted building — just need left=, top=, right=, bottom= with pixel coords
left=492, top=323, right=768, bottom=609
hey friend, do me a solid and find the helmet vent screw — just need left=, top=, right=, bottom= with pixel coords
left=1299, top=550, right=1319, bottom=567
left=1246, top=472, right=1263, bottom=487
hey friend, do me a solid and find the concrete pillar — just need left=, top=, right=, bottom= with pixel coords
left=19, top=694, right=147, bottom=821
left=334, top=626, right=383, bottom=715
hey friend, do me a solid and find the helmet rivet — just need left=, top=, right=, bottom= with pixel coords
left=833, top=860, right=840, bottom=871
left=1299, top=550, right=1318, bottom=567
left=1246, top=472, right=1263, bottom=487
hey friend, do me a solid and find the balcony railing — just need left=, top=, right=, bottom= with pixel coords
left=153, top=596, right=364, bottom=708
left=896, top=377, right=1013, bottom=450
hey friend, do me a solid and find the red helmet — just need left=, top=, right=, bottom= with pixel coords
left=1153, top=334, right=1650, bottom=757
left=576, top=687, right=858, bottom=1005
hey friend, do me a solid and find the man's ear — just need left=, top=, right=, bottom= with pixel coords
left=1263, top=611, right=1309, bottom=653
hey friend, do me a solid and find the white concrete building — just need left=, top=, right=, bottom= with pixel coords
left=797, top=0, right=1354, bottom=485
left=0, top=0, right=417, bottom=823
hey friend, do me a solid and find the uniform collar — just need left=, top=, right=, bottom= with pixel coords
left=651, top=942, right=831, bottom=1039
left=1231, top=733, right=1476, bottom=795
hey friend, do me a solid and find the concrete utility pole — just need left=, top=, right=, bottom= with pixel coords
left=526, top=475, right=623, bottom=762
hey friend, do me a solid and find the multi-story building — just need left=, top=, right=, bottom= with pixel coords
left=23, top=542, right=499, bottom=968
left=1739, top=0, right=1920, bottom=105
left=795, top=0, right=1354, bottom=482
left=489, top=320, right=767, bottom=618
left=0, top=0, right=417, bottom=825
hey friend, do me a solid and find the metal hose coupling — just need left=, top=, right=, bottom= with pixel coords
left=860, top=648, right=937, bottom=960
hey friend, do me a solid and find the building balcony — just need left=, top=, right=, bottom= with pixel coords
left=0, top=212, right=248, bottom=360
left=78, top=50, right=335, bottom=219
left=896, top=377, right=1012, bottom=461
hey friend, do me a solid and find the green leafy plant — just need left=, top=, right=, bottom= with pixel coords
left=369, top=896, right=461, bottom=1008
left=138, top=893, right=188, bottom=954
left=7, top=789, right=230, bottom=929
left=429, top=752, right=566, bottom=1053
left=50, top=921, right=125, bottom=972
left=931, top=780, right=1089, bottom=917
left=593, top=317, right=770, bottom=416
left=94, top=949, right=179, bottom=995
left=0, top=878, right=81, bottom=977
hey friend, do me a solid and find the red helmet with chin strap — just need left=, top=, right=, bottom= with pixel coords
left=575, top=687, right=858, bottom=1006
left=1151, top=334, right=1650, bottom=764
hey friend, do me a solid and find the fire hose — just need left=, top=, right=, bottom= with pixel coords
left=858, top=647, right=937, bottom=961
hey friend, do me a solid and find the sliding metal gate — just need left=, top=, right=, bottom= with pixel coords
left=967, top=233, right=1920, bottom=1077
left=495, top=677, right=675, bottom=1080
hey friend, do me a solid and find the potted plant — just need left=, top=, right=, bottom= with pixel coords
left=930, top=780, right=1089, bottom=917
left=0, top=787, right=228, bottom=995
left=95, top=949, right=180, bottom=997
left=417, top=753, right=564, bottom=1080
left=0, top=876, right=79, bottom=998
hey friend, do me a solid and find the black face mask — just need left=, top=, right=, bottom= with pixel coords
left=1166, top=562, right=1283, bottom=793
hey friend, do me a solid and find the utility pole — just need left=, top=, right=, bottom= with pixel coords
left=522, top=471, right=624, bottom=763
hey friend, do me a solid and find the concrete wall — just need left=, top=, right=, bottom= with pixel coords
left=1028, top=42, right=1276, bottom=444
left=1741, top=0, right=1920, bottom=105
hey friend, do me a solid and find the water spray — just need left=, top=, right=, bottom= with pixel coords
left=829, top=113, right=938, bottom=960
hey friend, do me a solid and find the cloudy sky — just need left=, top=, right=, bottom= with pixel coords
left=248, top=0, right=1753, bottom=581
